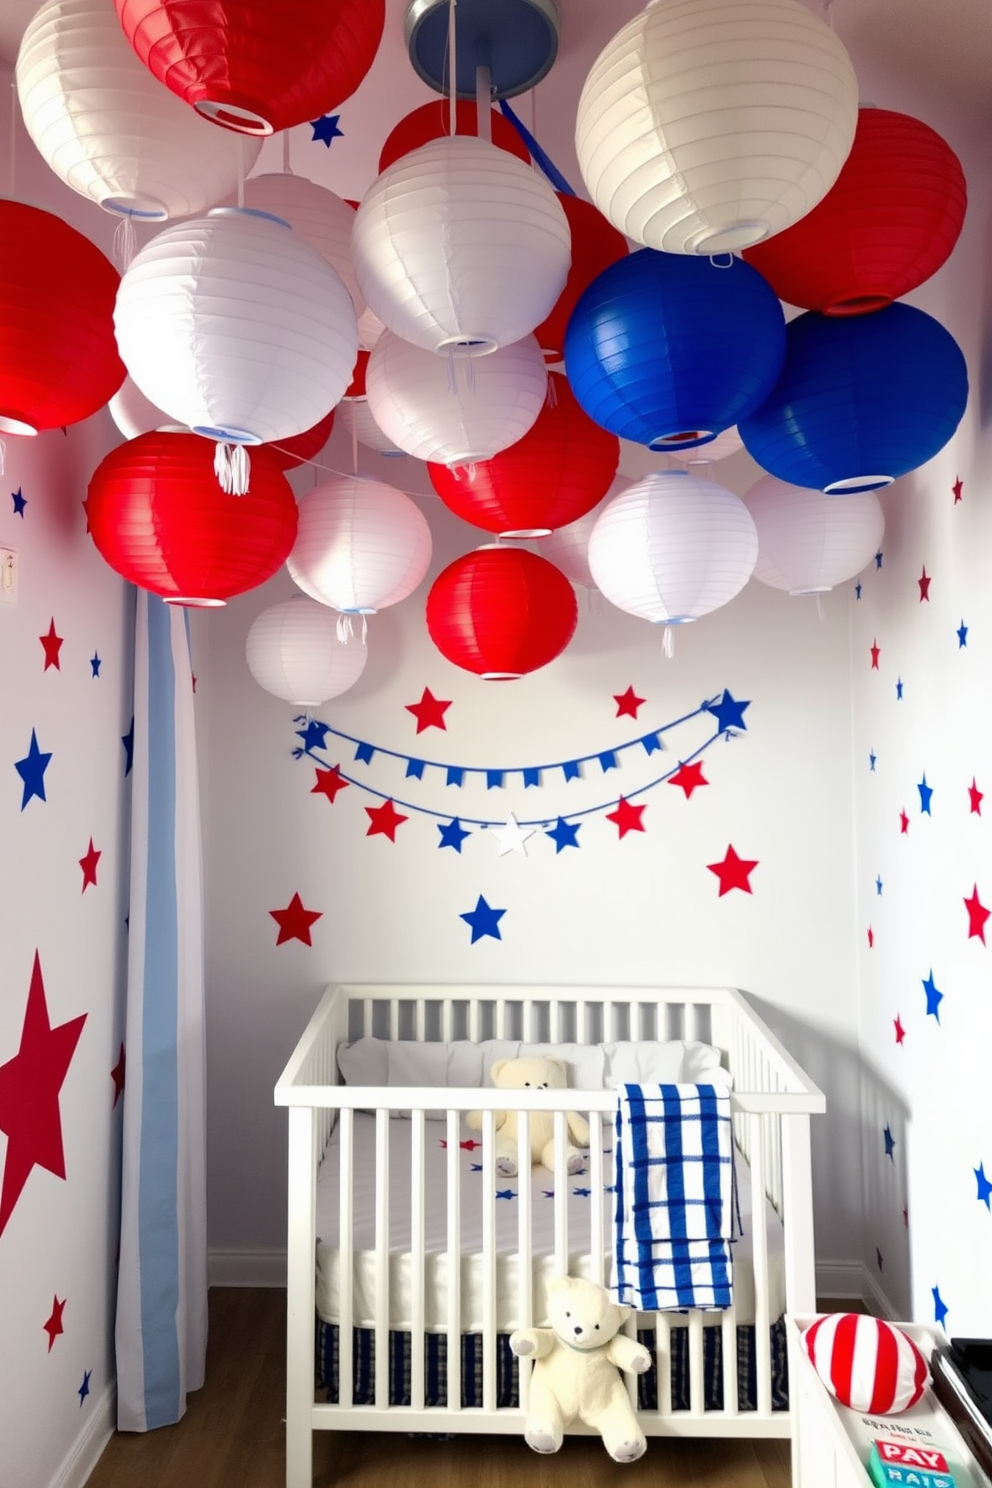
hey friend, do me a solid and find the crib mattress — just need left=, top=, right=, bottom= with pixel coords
left=315, top=1113, right=786, bottom=1331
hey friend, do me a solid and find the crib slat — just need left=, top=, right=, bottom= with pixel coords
left=374, top=1109, right=390, bottom=1407
left=688, top=1311, right=704, bottom=1415
left=414, top=1000, right=426, bottom=1042
left=654, top=1314, right=672, bottom=1416
left=523, top=998, right=535, bottom=1040
left=553, top=1111, right=568, bottom=1278
left=446, top=1108, right=461, bottom=1413
left=338, top=1108, right=354, bottom=1409
left=482, top=1109, right=497, bottom=1413
left=411, top=1110, right=426, bottom=1412
left=441, top=998, right=453, bottom=1041
left=469, top=999, right=480, bottom=1043
left=748, top=1112, right=772, bottom=1417
left=589, top=1111, right=605, bottom=1287
left=517, top=1111, right=533, bottom=1414
left=722, top=1305, right=739, bottom=1416
left=495, top=1000, right=506, bottom=1039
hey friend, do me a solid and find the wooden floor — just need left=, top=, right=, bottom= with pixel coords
left=84, top=1288, right=860, bottom=1488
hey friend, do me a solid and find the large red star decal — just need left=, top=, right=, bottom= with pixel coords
left=894, top=1015, right=905, bottom=1045
left=311, top=765, right=350, bottom=804
left=918, top=567, right=931, bottom=602
left=613, top=686, right=645, bottom=719
left=964, top=885, right=990, bottom=944
left=269, top=892, right=323, bottom=947
left=969, top=778, right=983, bottom=815
left=404, top=687, right=451, bottom=734
left=43, top=1295, right=66, bottom=1351
left=668, top=761, right=708, bottom=799
left=870, top=640, right=880, bottom=670
left=40, top=619, right=63, bottom=671
left=605, top=797, right=646, bottom=838
left=78, top=838, right=101, bottom=892
left=111, top=1043, right=126, bottom=1107
left=365, top=799, right=408, bottom=841
left=953, top=477, right=964, bottom=503
left=706, top=845, right=758, bottom=896
left=0, top=953, right=87, bottom=1237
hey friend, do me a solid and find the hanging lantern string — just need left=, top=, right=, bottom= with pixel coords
left=237, top=135, right=245, bottom=208
left=447, top=0, right=457, bottom=137
left=282, top=128, right=292, bottom=175
left=8, top=76, right=16, bottom=198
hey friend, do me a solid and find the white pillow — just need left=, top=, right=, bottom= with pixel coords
left=386, top=1040, right=484, bottom=1120
left=337, top=1036, right=389, bottom=1087
left=603, top=1039, right=732, bottom=1090
left=514, top=1041, right=606, bottom=1091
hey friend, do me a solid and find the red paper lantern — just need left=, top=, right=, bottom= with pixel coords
left=115, top=0, right=385, bottom=136
left=428, top=372, right=619, bottom=537
left=744, top=108, right=967, bottom=316
left=426, top=546, right=578, bottom=680
left=533, top=194, right=628, bottom=362
left=265, top=409, right=336, bottom=470
left=378, top=100, right=531, bottom=173
left=344, top=349, right=369, bottom=400
left=0, top=201, right=125, bottom=436
left=85, top=432, right=298, bottom=606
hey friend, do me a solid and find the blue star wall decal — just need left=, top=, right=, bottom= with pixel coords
left=78, top=1369, right=91, bottom=1406
left=572, top=1187, right=592, bottom=1197
left=546, top=817, right=581, bottom=853
left=90, top=652, right=101, bottom=678
left=975, top=1162, right=992, bottom=1209
left=918, top=775, right=933, bottom=814
left=705, top=689, right=750, bottom=734
left=438, top=818, right=471, bottom=852
left=957, top=620, right=969, bottom=647
left=875, top=550, right=883, bottom=570
left=459, top=895, right=505, bottom=944
left=15, top=728, right=52, bottom=809
left=932, top=1286, right=949, bottom=1328
left=296, top=717, right=331, bottom=752
left=876, top=876, right=883, bottom=896
left=470, top=1162, right=483, bottom=1172
left=855, top=582, right=862, bottom=600
left=121, top=718, right=134, bottom=776
left=869, top=750, right=877, bottom=771
left=895, top=678, right=904, bottom=700
left=883, top=1125, right=896, bottom=1160
left=495, top=1189, right=516, bottom=1200
left=310, top=113, right=344, bottom=146
left=922, top=971, right=943, bottom=1023
left=11, top=486, right=26, bottom=516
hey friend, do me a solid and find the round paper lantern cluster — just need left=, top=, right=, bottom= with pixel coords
left=85, top=432, right=298, bottom=605
left=115, top=0, right=385, bottom=136
left=352, top=136, right=571, bottom=356
left=0, top=201, right=125, bottom=435
left=16, top=0, right=261, bottom=222
left=427, top=372, right=619, bottom=537
left=246, top=596, right=368, bottom=706
left=575, top=0, right=859, bottom=256
left=669, top=427, right=744, bottom=466
left=240, top=174, right=365, bottom=320
left=803, top=1314, right=928, bottom=1415
left=378, top=100, right=531, bottom=172
left=114, top=206, right=358, bottom=453
left=743, top=475, right=885, bottom=595
left=288, top=476, right=433, bottom=615
left=744, top=107, right=967, bottom=316
left=366, top=332, right=548, bottom=466
left=588, top=471, right=758, bottom=625
left=426, top=547, right=578, bottom=680
left=565, top=249, right=785, bottom=451
left=532, top=194, right=628, bottom=362
left=740, top=303, right=969, bottom=493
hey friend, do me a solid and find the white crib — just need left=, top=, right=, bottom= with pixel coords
left=274, top=983, right=825, bottom=1488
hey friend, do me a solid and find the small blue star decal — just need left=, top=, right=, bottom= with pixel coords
left=470, top=1162, right=483, bottom=1172
left=546, top=817, right=581, bottom=853
left=705, top=689, right=750, bottom=735
left=883, top=1124, right=896, bottom=1160
left=855, top=582, right=862, bottom=600
left=922, top=970, right=943, bottom=1023
left=572, top=1187, right=592, bottom=1197
left=975, top=1162, right=992, bottom=1209
left=542, top=1190, right=555, bottom=1199
left=876, top=875, right=883, bottom=896
left=121, top=717, right=134, bottom=777
left=895, top=678, right=904, bottom=700
left=875, top=550, right=883, bottom=570
left=438, top=817, right=471, bottom=852
left=459, top=894, right=505, bottom=944
left=78, top=1369, right=91, bottom=1406
left=296, top=717, right=331, bottom=752
left=11, top=486, right=26, bottom=516
left=310, top=113, right=344, bottom=146
left=90, top=652, right=101, bottom=678
left=932, top=1286, right=949, bottom=1328
left=957, top=620, right=969, bottom=648
left=15, top=728, right=52, bottom=809
left=876, top=1247, right=884, bottom=1271
left=918, top=775, right=933, bottom=814
left=495, top=1189, right=516, bottom=1200
left=869, top=750, right=877, bottom=771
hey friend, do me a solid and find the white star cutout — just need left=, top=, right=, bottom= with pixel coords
left=492, top=813, right=535, bottom=857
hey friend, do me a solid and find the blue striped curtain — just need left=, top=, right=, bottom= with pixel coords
left=116, top=592, right=208, bottom=1431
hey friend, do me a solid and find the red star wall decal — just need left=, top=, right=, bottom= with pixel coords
left=43, top=1295, right=66, bottom=1351
left=706, top=844, right=758, bottom=896
left=613, top=686, right=645, bottom=719
left=0, top=953, right=87, bottom=1237
left=605, top=797, right=646, bottom=838
left=110, top=1044, right=126, bottom=1107
left=365, top=799, right=408, bottom=840
left=867, top=926, right=874, bottom=948
left=404, top=687, right=451, bottom=733
left=78, top=838, right=101, bottom=892
left=969, top=778, right=983, bottom=815
left=312, top=765, right=350, bottom=804
left=668, top=760, right=708, bottom=799
left=894, top=1015, right=905, bottom=1045
left=870, top=640, right=880, bottom=670
left=269, top=892, right=323, bottom=947
left=40, top=619, right=63, bottom=671
left=953, top=477, right=963, bottom=503
left=918, top=567, right=931, bottom=601
left=964, top=885, right=990, bottom=944
left=899, top=809, right=910, bottom=834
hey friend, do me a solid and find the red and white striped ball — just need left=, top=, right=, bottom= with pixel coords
left=803, top=1314, right=929, bottom=1414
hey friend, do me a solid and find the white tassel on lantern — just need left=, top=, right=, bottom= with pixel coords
left=366, top=332, right=548, bottom=465
left=287, top=475, right=433, bottom=615
left=352, top=136, right=571, bottom=355
left=16, top=0, right=261, bottom=222
left=113, top=206, right=358, bottom=453
left=575, top=0, right=859, bottom=255
left=588, top=469, right=758, bottom=624
left=246, top=595, right=368, bottom=707
left=743, top=473, right=885, bottom=594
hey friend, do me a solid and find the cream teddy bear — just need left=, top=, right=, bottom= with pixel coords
left=466, top=1055, right=590, bottom=1176
left=510, top=1275, right=651, bottom=1462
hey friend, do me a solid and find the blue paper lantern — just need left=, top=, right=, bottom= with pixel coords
left=740, top=304, right=968, bottom=494
left=563, top=248, right=786, bottom=451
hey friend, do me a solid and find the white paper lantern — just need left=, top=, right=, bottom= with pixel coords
left=366, top=332, right=548, bottom=465
left=743, top=473, right=885, bottom=595
left=541, top=478, right=629, bottom=588
left=109, top=376, right=185, bottom=440
left=352, top=136, right=571, bottom=355
left=16, top=0, right=261, bottom=221
left=357, top=304, right=387, bottom=352
left=576, top=0, right=859, bottom=256
left=114, top=207, right=358, bottom=449
left=337, top=398, right=404, bottom=457
left=246, top=595, right=368, bottom=706
left=668, top=427, right=744, bottom=466
left=287, top=475, right=433, bottom=614
left=589, top=469, right=758, bottom=623
left=240, top=173, right=365, bottom=319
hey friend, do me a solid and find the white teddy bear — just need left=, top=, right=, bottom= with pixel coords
left=510, top=1275, right=651, bottom=1462
left=466, top=1055, right=590, bottom=1176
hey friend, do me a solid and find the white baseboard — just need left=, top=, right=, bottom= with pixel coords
left=50, top=1381, right=115, bottom=1488
left=208, top=1247, right=287, bottom=1288
left=815, top=1259, right=896, bottom=1319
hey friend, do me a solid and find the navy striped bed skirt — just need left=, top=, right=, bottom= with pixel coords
left=315, top=1317, right=789, bottom=1413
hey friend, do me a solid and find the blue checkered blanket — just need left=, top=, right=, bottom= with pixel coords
left=612, top=1083, right=738, bottom=1312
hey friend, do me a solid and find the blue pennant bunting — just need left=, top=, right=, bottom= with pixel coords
left=354, top=741, right=375, bottom=764
left=446, top=766, right=464, bottom=787
left=523, top=767, right=541, bottom=788
left=562, top=760, right=581, bottom=782
left=405, top=759, right=426, bottom=780
left=486, top=770, right=504, bottom=790
left=641, top=733, right=663, bottom=756
left=598, top=751, right=618, bottom=772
